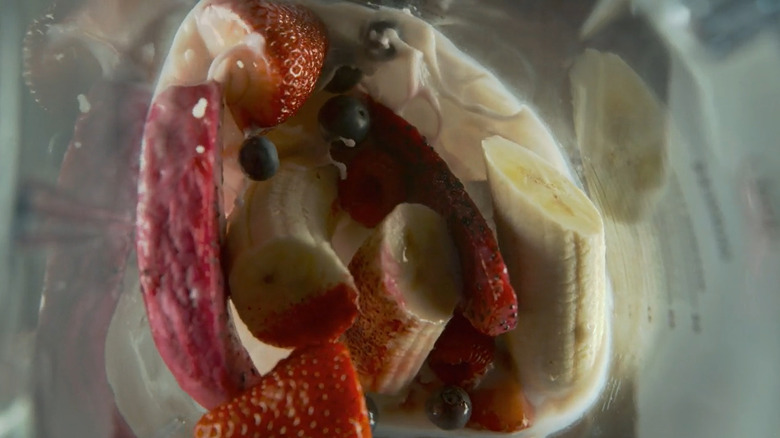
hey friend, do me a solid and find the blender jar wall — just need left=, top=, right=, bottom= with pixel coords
left=635, top=1, right=780, bottom=437
left=1, top=3, right=35, bottom=437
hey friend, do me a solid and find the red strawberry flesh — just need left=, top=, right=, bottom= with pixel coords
left=195, top=342, right=371, bottom=438
left=238, top=281, right=359, bottom=348
left=136, top=81, right=259, bottom=409
left=428, top=312, right=496, bottom=388
left=334, top=96, right=518, bottom=336
left=336, top=147, right=406, bottom=228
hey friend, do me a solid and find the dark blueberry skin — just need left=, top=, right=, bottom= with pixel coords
left=365, top=395, right=379, bottom=431
left=317, top=95, right=371, bottom=145
left=425, top=386, right=472, bottom=430
left=238, top=135, right=279, bottom=181
left=364, top=20, right=398, bottom=61
left=324, top=65, right=364, bottom=94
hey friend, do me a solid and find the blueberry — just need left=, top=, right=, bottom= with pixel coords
left=317, top=95, right=370, bottom=145
left=365, top=395, right=379, bottom=431
left=324, top=65, right=364, bottom=94
left=363, top=20, right=398, bottom=61
left=238, top=135, right=279, bottom=181
left=425, top=386, right=472, bottom=430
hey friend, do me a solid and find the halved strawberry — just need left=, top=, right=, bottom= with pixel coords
left=137, top=82, right=259, bottom=409
left=203, top=0, right=328, bottom=130
left=195, top=342, right=372, bottom=438
left=427, top=313, right=495, bottom=388
left=336, top=147, right=406, bottom=228
left=334, top=96, right=518, bottom=336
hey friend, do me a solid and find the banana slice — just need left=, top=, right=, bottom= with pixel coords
left=344, top=203, right=460, bottom=395
left=226, top=163, right=359, bottom=348
left=482, top=135, right=607, bottom=397
left=570, top=49, right=668, bottom=222
left=225, top=163, right=339, bottom=264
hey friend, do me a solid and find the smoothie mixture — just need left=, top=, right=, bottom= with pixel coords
left=89, top=0, right=611, bottom=436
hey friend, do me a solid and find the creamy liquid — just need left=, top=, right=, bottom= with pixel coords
left=106, top=1, right=612, bottom=437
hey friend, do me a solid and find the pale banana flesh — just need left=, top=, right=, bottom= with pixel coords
left=344, top=203, right=460, bottom=395
left=570, top=50, right=668, bottom=381
left=570, top=49, right=668, bottom=223
left=483, top=135, right=608, bottom=400
left=225, top=163, right=356, bottom=338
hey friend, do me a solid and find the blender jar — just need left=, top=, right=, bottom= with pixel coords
left=1, top=0, right=778, bottom=437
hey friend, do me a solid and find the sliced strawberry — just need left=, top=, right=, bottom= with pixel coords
left=210, top=0, right=328, bottom=130
left=195, top=342, right=372, bottom=438
left=408, top=166, right=517, bottom=337
left=427, top=313, right=495, bottom=388
left=137, top=81, right=259, bottom=409
left=467, top=373, right=533, bottom=433
left=337, top=147, right=406, bottom=228
left=338, top=96, right=518, bottom=336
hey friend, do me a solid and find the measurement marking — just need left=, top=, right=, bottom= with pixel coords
left=681, top=190, right=706, bottom=334
left=751, top=176, right=779, bottom=242
left=692, top=313, right=702, bottom=333
left=677, top=176, right=707, bottom=334
left=692, top=161, right=732, bottom=261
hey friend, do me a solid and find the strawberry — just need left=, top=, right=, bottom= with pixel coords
left=22, top=3, right=102, bottom=117
left=427, top=313, right=495, bottom=388
left=336, top=146, right=406, bottom=228
left=137, top=82, right=259, bottom=410
left=467, top=373, right=533, bottom=433
left=195, top=342, right=372, bottom=438
left=334, top=96, right=518, bottom=336
left=213, top=0, right=328, bottom=130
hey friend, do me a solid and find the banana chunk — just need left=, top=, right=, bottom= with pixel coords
left=344, top=203, right=460, bottom=395
left=570, top=49, right=668, bottom=222
left=226, top=163, right=358, bottom=348
left=482, top=135, right=608, bottom=397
